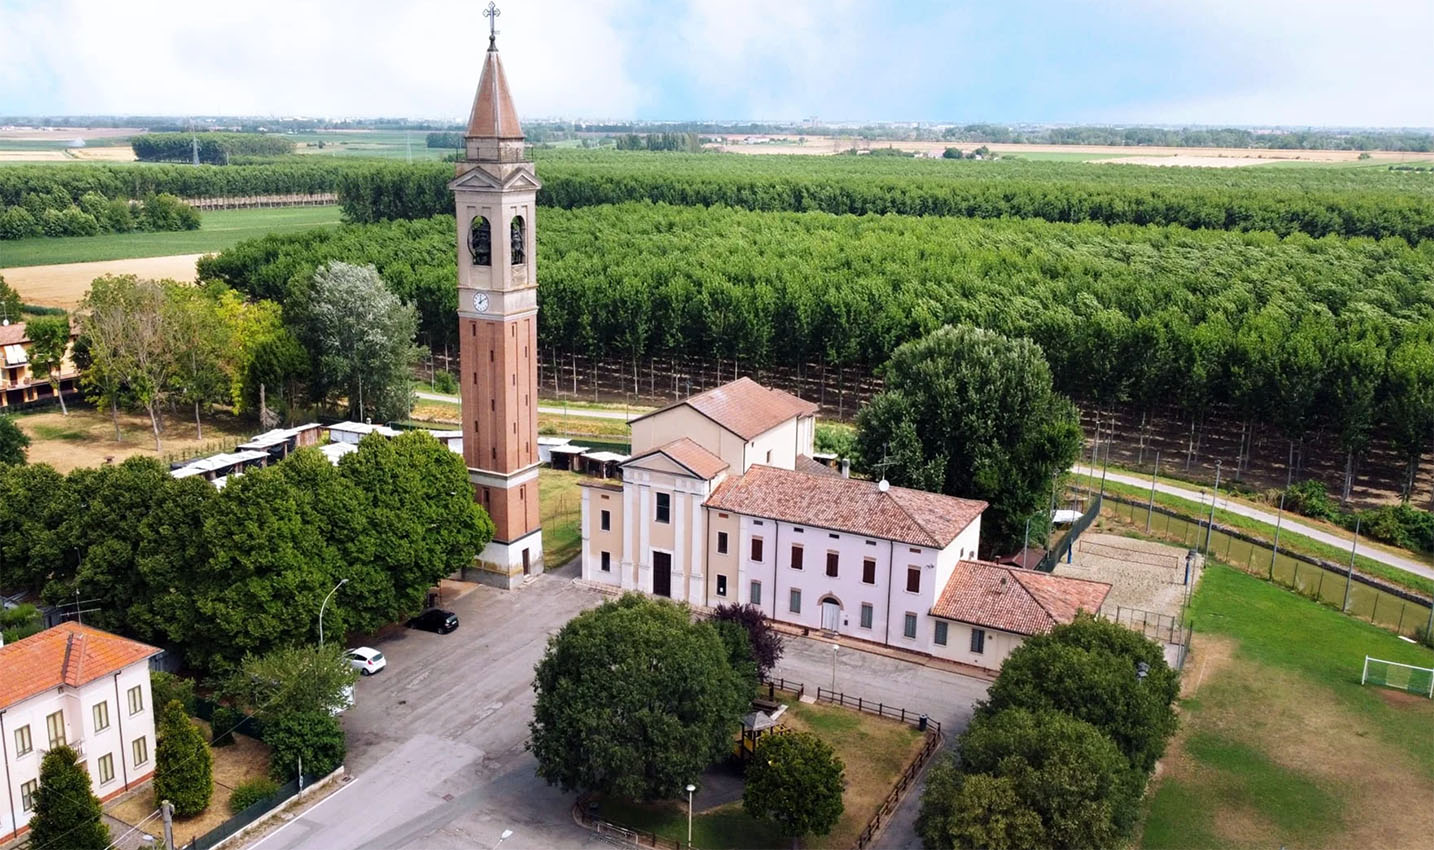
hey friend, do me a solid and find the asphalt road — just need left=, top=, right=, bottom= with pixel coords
left=414, top=390, right=634, bottom=421
left=1076, top=464, right=1434, bottom=584
left=247, top=564, right=986, bottom=850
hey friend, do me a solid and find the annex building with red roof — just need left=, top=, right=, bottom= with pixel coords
left=579, top=378, right=1109, bottom=670
left=0, top=622, right=160, bottom=840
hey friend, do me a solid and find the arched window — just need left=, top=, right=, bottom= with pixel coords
left=469, top=216, right=491, bottom=266
left=510, top=215, right=526, bottom=265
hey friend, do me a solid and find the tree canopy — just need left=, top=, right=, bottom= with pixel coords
left=0, top=415, right=28, bottom=465
left=855, top=325, right=1083, bottom=553
left=155, top=699, right=214, bottom=817
left=27, top=745, right=109, bottom=850
left=529, top=594, right=750, bottom=800
left=225, top=644, right=358, bottom=720
left=743, top=730, right=846, bottom=841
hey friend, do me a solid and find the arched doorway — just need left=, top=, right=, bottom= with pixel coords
left=821, top=597, right=841, bottom=632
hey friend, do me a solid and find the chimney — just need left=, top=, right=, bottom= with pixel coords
left=840, top=458, right=850, bottom=478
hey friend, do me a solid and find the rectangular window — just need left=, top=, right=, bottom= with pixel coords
left=93, top=700, right=110, bottom=733
left=600, top=509, right=611, bottom=531
left=20, top=780, right=36, bottom=812
left=717, top=531, right=729, bottom=554
left=906, top=567, right=921, bottom=594
left=863, top=558, right=876, bottom=584
left=790, top=545, right=804, bottom=570
left=903, top=613, right=917, bottom=639
left=600, top=551, right=611, bottom=572
left=97, top=753, right=115, bottom=785
left=132, top=736, right=149, bottom=766
left=655, top=492, right=670, bottom=523
left=750, top=581, right=762, bottom=605
left=934, top=621, right=949, bottom=646
left=860, top=603, right=873, bottom=629
left=825, top=551, right=839, bottom=578
left=766, top=450, right=772, bottom=463
left=128, top=685, right=144, bottom=715
left=46, top=710, right=65, bottom=749
left=789, top=589, right=802, bottom=614
left=751, top=537, right=764, bottom=562
left=717, top=575, right=728, bottom=596
left=14, top=724, right=31, bottom=756
left=970, top=628, right=986, bottom=654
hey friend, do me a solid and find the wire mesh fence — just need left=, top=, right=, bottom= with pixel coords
left=1097, top=491, right=1434, bottom=638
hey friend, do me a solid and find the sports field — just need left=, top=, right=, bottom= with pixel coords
left=0, top=205, right=341, bottom=267
left=1140, top=565, right=1434, bottom=849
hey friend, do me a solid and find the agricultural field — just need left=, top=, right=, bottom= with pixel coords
left=0, top=205, right=341, bottom=267
left=0, top=127, right=140, bottom=162
left=3, top=254, right=205, bottom=308
left=1140, top=565, right=1434, bottom=849
left=287, top=129, right=455, bottom=160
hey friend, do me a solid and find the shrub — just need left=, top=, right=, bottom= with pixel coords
left=58, top=206, right=100, bottom=236
left=228, top=777, right=281, bottom=814
left=28, top=745, right=109, bottom=849
left=711, top=602, right=785, bottom=680
left=265, top=711, right=346, bottom=781
left=432, top=369, right=459, bottom=395
left=0, top=205, right=39, bottom=239
left=1284, top=479, right=1336, bottom=522
left=151, top=671, right=197, bottom=716
left=211, top=705, right=241, bottom=747
left=39, top=207, right=67, bottom=237
left=155, top=699, right=214, bottom=817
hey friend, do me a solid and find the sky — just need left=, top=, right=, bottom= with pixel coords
left=1, top=0, right=1431, bottom=128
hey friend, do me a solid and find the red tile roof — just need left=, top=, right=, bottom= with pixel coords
left=0, top=321, right=29, bottom=346
left=794, top=454, right=841, bottom=477
left=631, top=378, right=819, bottom=441
left=931, top=560, right=1111, bottom=636
left=705, top=464, right=986, bottom=548
left=0, top=623, right=160, bottom=710
left=626, top=437, right=730, bottom=480
left=466, top=43, right=524, bottom=140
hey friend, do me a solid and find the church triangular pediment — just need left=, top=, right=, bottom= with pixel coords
left=447, top=167, right=542, bottom=192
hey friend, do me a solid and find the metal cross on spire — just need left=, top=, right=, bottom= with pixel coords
left=484, top=2, right=501, bottom=47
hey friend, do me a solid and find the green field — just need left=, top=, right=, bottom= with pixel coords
left=1140, top=565, right=1434, bottom=849
left=287, top=130, right=454, bottom=160
left=0, top=206, right=342, bottom=266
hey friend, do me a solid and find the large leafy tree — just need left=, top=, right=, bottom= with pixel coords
left=0, top=415, right=28, bottom=465
left=78, top=275, right=174, bottom=451
left=27, top=745, right=109, bottom=849
left=743, top=731, right=845, bottom=843
left=710, top=603, right=784, bottom=680
left=0, top=273, right=21, bottom=323
left=302, top=261, right=420, bottom=422
left=0, top=462, right=64, bottom=590
left=978, top=615, right=1178, bottom=773
left=916, top=757, right=1045, bottom=850
left=529, top=594, right=749, bottom=800
left=155, top=700, right=214, bottom=817
left=854, top=325, right=1083, bottom=553
left=25, top=314, right=72, bottom=416
left=225, top=644, right=358, bottom=720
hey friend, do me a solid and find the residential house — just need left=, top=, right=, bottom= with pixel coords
left=0, top=321, right=80, bottom=411
left=0, top=623, right=160, bottom=841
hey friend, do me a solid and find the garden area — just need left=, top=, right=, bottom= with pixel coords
left=1140, top=565, right=1434, bottom=849
left=590, top=693, right=928, bottom=849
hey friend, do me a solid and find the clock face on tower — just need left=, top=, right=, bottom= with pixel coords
left=472, top=291, right=490, bottom=313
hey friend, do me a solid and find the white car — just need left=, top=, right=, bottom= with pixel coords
left=347, top=647, right=387, bottom=676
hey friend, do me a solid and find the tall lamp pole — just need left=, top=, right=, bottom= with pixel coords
left=686, top=784, right=697, bottom=847
left=318, top=578, right=349, bottom=648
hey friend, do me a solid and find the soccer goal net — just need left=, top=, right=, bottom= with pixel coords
left=1361, top=656, right=1434, bottom=698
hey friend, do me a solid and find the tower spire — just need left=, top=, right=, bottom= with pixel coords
left=465, top=2, right=523, bottom=144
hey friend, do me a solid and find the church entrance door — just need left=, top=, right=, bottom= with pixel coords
left=652, top=552, right=672, bottom=598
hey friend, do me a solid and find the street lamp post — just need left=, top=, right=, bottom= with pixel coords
left=830, top=642, right=838, bottom=694
left=493, top=828, right=514, bottom=850
left=318, top=578, right=349, bottom=648
left=685, top=784, right=697, bottom=847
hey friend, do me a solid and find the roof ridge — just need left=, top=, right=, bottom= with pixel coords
left=1004, top=568, right=1059, bottom=623
left=881, top=487, right=937, bottom=547
left=61, top=631, right=85, bottom=686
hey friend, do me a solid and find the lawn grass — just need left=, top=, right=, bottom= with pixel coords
left=14, top=404, right=258, bottom=474
left=0, top=205, right=341, bottom=267
left=1139, top=565, right=1434, bottom=849
left=539, top=468, right=583, bottom=568
left=1077, top=472, right=1434, bottom=597
left=596, top=694, right=926, bottom=849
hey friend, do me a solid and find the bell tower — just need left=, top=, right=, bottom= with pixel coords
left=449, top=3, right=542, bottom=587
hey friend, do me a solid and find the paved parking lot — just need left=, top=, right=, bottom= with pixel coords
left=248, top=564, right=987, bottom=849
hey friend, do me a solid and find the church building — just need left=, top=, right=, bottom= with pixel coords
left=578, top=378, right=1112, bottom=671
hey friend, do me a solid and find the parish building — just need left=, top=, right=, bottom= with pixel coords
left=578, top=378, right=1111, bottom=671
left=0, top=623, right=160, bottom=841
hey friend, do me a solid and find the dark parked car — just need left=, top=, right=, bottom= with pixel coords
left=407, top=608, right=459, bottom=634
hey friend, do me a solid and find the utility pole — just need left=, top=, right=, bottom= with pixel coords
left=1270, top=490, right=1285, bottom=579
left=1203, top=461, right=1221, bottom=556
left=161, top=799, right=174, bottom=850
left=1342, top=516, right=1361, bottom=613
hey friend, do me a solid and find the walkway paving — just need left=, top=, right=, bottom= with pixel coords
left=1075, top=464, right=1434, bottom=585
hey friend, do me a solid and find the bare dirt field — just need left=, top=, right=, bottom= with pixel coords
left=0, top=254, right=203, bottom=307
left=0, top=147, right=137, bottom=163
left=1088, top=154, right=1282, bottom=168
left=15, top=406, right=256, bottom=473
left=715, top=137, right=1423, bottom=164
left=0, top=127, right=142, bottom=141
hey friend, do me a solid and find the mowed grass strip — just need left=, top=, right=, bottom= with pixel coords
left=1140, top=565, right=1434, bottom=850
left=0, top=205, right=342, bottom=267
